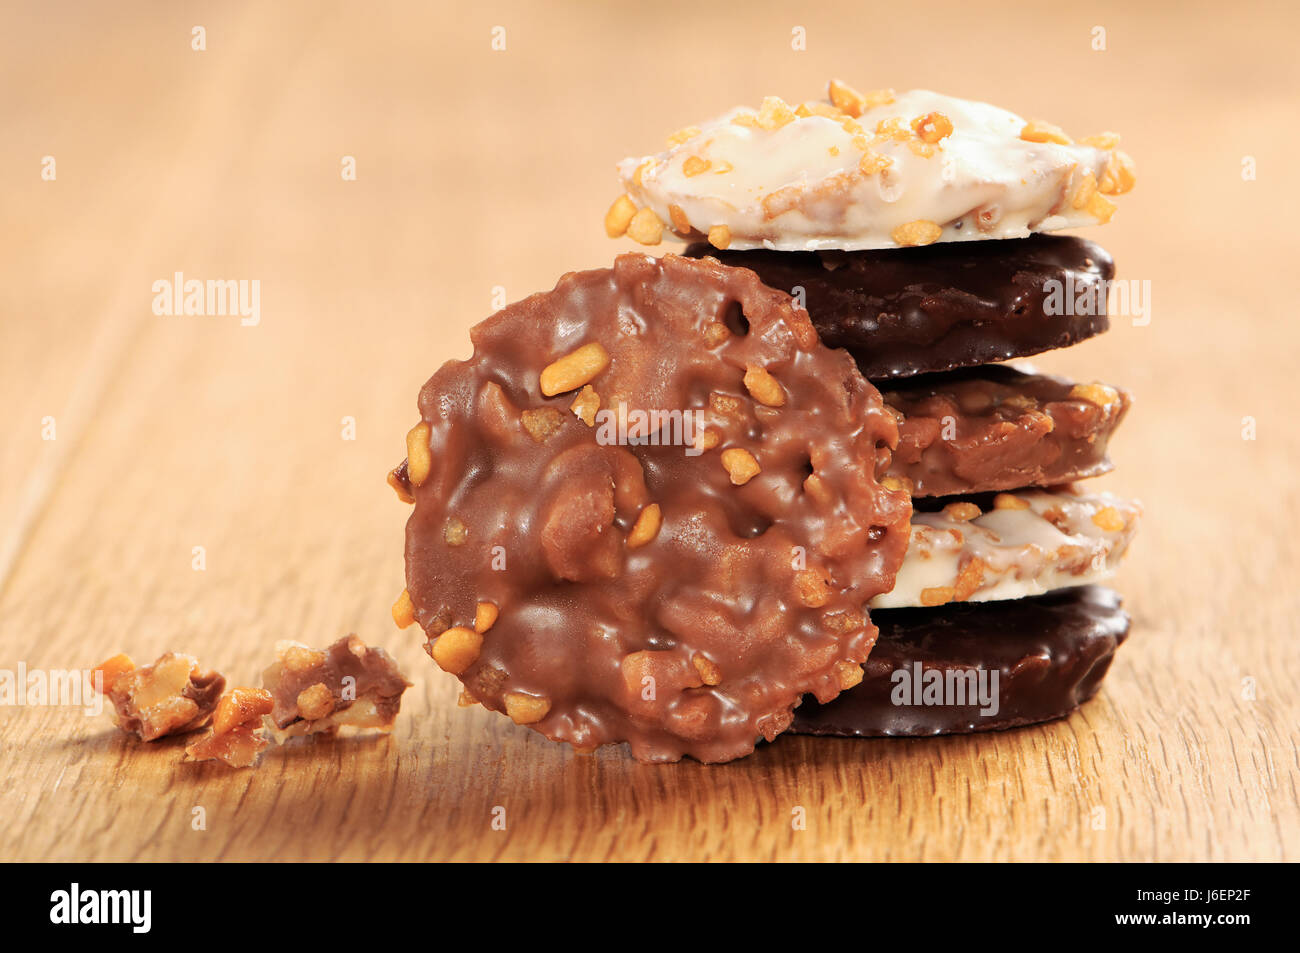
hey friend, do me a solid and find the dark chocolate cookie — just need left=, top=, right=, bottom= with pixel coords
left=392, top=253, right=911, bottom=763
left=789, top=586, right=1129, bottom=737
left=686, top=234, right=1114, bottom=379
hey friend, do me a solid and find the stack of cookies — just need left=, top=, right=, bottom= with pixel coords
left=612, top=83, right=1140, bottom=736
left=389, top=82, right=1140, bottom=762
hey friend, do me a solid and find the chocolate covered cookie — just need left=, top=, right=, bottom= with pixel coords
left=686, top=234, right=1114, bottom=379
left=790, top=585, right=1129, bottom=737
left=882, top=365, right=1131, bottom=497
left=391, top=253, right=911, bottom=763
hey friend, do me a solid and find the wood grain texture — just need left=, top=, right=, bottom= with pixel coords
left=1, top=0, right=1297, bottom=862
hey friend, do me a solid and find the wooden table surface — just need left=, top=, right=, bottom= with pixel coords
left=2, top=0, right=1296, bottom=862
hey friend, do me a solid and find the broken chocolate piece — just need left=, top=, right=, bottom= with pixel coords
left=261, top=634, right=410, bottom=738
left=92, top=652, right=225, bottom=742
left=184, top=688, right=274, bottom=768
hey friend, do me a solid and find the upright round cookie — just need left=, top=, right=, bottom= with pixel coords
left=391, top=253, right=911, bottom=763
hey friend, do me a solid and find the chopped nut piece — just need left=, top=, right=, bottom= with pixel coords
left=540, top=342, right=611, bottom=396
left=911, top=112, right=954, bottom=143
left=1086, top=190, right=1117, bottom=224
left=1069, top=382, right=1121, bottom=407
left=702, top=321, right=729, bottom=347
left=387, top=468, right=415, bottom=504
left=431, top=626, right=483, bottom=675
left=1099, top=150, right=1137, bottom=194
left=262, top=635, right=410, bottom=738
left=880, top=475, right=913, bottom=494
left=721, top=448, right=761, bottom=485
left=943, top=502, right=982, bottom=522
left=707, top=224, right=731, bottom=249
left=993, top=493, right=1031, bottom=511
left=834, top=660, right=864, bottom=690
left=743, top=363, right=786, bottom=407
left=295, top=683, right=335, bottom=721
left=184, top=687, right=273, bottom=768
left=757, top=95, right=797, bottom=129
left=392, top=588, right=416, bottom=629
left=794, top=569, right=832, bottom=608
left=1081, top=131, right=1121, bottom=150
left=1020, top=119, right=1073, bottom=145
left=475, top=602, right=499, bottom=634
left=666, top=125, right=701, bottom=146
left=406, top=422, right=432, bottom=487
left=859, top=150, right=892, bottom=174
left=604, top=194, right=638, bottom=238
left=521, top=406, right=565, bottom=442
left=891, top=220, right=943, bottom=246
left=626, top=207, right=664, bottom=245
left=1091, top=506, right=1126, bottom=532
left=693, top=429, right=720, bottom=452
left=94, top=652, right=226, bottom=742
left=953, top=556, right=987, bottom=600
left=91, top=653, right=136, bottom=695
left=1071, top=171, right=1098, bottom=210
left=668, top=203, right=692, bottom=235
left=212, top=687, right=274, bottom=736
left=504, top=691, right=551, bottom=725
left=626, top=503, right=663, bottom=549
left=692, top=654, right=722, bottom=686
left=444, top=517, right=468, bottom=546
left=683, top=156, right=711, bottom=177
left=920, top=586, right=956, bottom=607
left=570, top=384, right=601, bottom=426
left=827, top=79, right=867, bottom=117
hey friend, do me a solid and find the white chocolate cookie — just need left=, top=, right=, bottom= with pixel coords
left=871, top=488, right=1141, bottom=609
left=610, top=84, right=1135, bottom=252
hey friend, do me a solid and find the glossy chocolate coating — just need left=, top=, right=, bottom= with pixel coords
left=882, top=365, right=1131, bottom=497
left=396, top=254, right=911, bottom=763
left=789, top=586, right=1129, bottom=736
left=686, top=235, right=1114, bottom=379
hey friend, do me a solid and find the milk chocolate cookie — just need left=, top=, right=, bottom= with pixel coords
left=882, top=366, right=1131, bottom=497
left=391, top=253, right=911, bottom=763
left=790, top=585, right=1129, bottom=737
left=686, top=234, right=1114, bottom=379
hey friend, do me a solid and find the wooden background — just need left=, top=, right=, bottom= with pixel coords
left=2, top=0, right=1296, bottom=862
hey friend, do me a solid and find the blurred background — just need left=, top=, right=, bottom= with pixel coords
left=1, top=0, right=1296, bottom=861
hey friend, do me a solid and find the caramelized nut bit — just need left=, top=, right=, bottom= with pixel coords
left=392, top=588, right=416, bottom=629
left=1020, top=119, right=1073, bottom=145
left=474, top=602, right=499, bottom=634
left=943, top=501, right=982, bottom=522
left=91, top=653, right=136, bottom=694
left=667, top=125, right=701, bottom=146
left=432, top=626, right=483, bottom=675
left=296, top=683, right=335, bottom=721
left=521, top=406, right=565, bottom=442
left=457, top=689, right=478, bottom=708
left=626, top=503, right=663, bottom=549
left=794, top=569, right=832, bottom=608
left=604, top=194, right=638, bottom=238
left=1099, top=150, right=1137, bottom=194
left=757, top=95, right=797, bottom=129
left=387, top=468, right=415, bottom=504
left=504, top=691, right=551, bottom=725
left=1081, top=131, right=1121, bottom=150
left=834, top=659, right=864, bottom=690
left=1069, top=382, right=1121, bottom=407
left=880, top=475, right=913, bottom=494
left=683, top=156, right=711, bottom=177
left=953, top=556, right=987, bottom=601
left=693, top=654, right=722, bottom=686
left=212, top=687, right=274, bottom=736
left=1071, top=171, right=1098, bottom=210
left=803, top=472, right=833, bottom=506
left=707, top=224, right=731, bottom=249
left=920, top=585, right=956, bottom=607
left=632, top=159, right=654, bottom=186
left=859, top=150, right=893, bottom=174
left=626, top=207, right=664, bottom=245
left=444, top=517, right=468, bottom=546
left=282, top=643, right=327, bottom=673
left=743, top=364, right=786, bottom=407
left=730, top=111, right=760, bottom=128
left=1086, top=191, right=1117, bottom=224
left=1091, top=506, right=1126, bottom=532
left=993, top=493, right=1031, bottom=511
left=702, top=322, right=729, bottom=347
left=667, top=204, right=692, bottom=236
left=827, top=79, right=867, bottom=117
left=570, top=385, right=600, bottom=426
left=862, top=87, right=896, bottom=108
left=693, top=429, right=720, bottom=452
left=891, top=220, right=943, bottom=247
left=406, top=422, right=432, bottom=487
left=911, top=111, right=954, bottom=143
left=540, top=342, right=611, bottom=396
left=720, top=448, right=761, bottom=485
